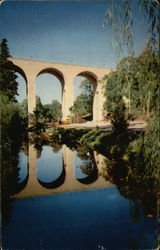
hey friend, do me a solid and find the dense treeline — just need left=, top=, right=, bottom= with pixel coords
left=103, top=44, right=159, bottom=118
left=102, top=44, right=159, bottom=185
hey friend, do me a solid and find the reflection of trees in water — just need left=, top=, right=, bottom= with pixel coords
left=74, top=143, right=96, bottom=176
left=33, top=139, right=62, bottom=158
left=80, top=159, right=94, bottom=176
left=72, top=143, right=93, bottom=161
left=21, top=143, right=28, bottom=156
left=102, top=157, right=158, bottom=218
left=74, top=144, right=98, bottom=183
left=1, top=140, right=21, bottom=224
left=34, top=143, right=43, bottom=159
left=51, top=143, right=62, bottom=153
left=129, top=200, right=140, bottom=223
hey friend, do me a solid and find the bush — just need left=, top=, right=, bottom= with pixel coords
left=111, top=97, right=128, bottom=135
left=0, top=93, right=24, bottom=142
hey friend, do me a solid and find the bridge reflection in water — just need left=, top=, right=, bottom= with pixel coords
left=14, top=144, right=112, bottom=198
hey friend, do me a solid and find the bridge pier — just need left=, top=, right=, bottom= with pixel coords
left=62, top=77, right=74, bottom=120
left=27, top=75, right=36, bottom=114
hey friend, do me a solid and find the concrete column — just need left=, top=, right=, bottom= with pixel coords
left=93, top=87, right=98, bottom=122
left=93, top=79, right=106, bottom=122
left=97, top=79, right=106, bottom=121
left=92, top=81, right=99, bottom=122
left=28, top=144, right=37, bottom=185
left=62, top=77, right=74, bottom=119
left=62, top=145, right=75, bottom=189
left=27, top=75, right=36, bottom=114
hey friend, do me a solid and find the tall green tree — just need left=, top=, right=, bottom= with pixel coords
left=110, top=94, right=128, bottom=135
left=104, top=45, right=159, bottom=118
left=0, top=38, right=18, bottom=102
left=137, top=44, right=159, bottom=116
left=143, top=111, right=159, bottom=184
left=117, top=56, right=140, bottom=114
left=70, top=79, right=93, bottom=119
left=103, top=71, right=122, bottom=115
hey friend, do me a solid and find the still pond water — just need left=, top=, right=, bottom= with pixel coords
left=2, top=144, right=158, bottom=250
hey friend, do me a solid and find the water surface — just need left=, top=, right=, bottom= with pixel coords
left=2, top=144, right=158, bottom=250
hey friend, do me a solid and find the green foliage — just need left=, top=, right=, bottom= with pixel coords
left=1, top=138, right=20, bottom=223
left=0, top=39, right=18, bottom=102
left=104, top=45, right=159, bottom=118
left=103, top=71, right=122, bottom=114
left=0, top=93, right=24, bottom=223
left=110, top=96, right=128, bottom=135
left=44, top=100, right=62, bottom=122
left=81, top=128, right=130, bottom=159
left=51, top=127, right=88, bottom=145
left=0, top=93, right=24, bottom=142
left=35, top=96, right=62, bottom=122
left=143, top=112, right=159, bottom=183
left=137, top=45, right=159, bottom=115
left=70, top=79, right=93, bottom=120
left=0, top=39, right=26, bottom=223
left=0, top=38, right=10, bottom=60
left=17, top=98, right=28, bottom=126
left=80, top=129, right=103, bottom=150
left=29, top=96, right=62, bottom=134
left=104, top=0, right=159, bottom=56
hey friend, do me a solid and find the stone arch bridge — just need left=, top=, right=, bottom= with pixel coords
left=11, top=58, right=112, bottom=122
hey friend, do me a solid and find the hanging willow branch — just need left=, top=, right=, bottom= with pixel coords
left=103, top=0, right=159, bottom=57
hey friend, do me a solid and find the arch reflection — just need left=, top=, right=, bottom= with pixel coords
left=17, top=151, right=29, bottom=192
left=37, top=146, right=65, bottom=189
left=74, top=151, right=98, bottom=184
left=13, top=144, right=111, bottom=198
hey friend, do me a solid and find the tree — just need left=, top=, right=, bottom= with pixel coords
left=18, top=98, right=27, bottom=115
left=143, top=111, right=159, bottom=184
left=43, top=100, right=62, bottom=122
left=103, top=71, right=122, bottom=115
left=117, top=56, right=140, bottom=114
left=137, top=44, right=159, bottom=116
left=70, top=79, right=93, bottom=120
left=110, top=94, right=128, bottom=135
left=49, top=100, right=62, bottom=121
left=104, top=44, right=159, bottom=118
left=0, top=93, right=23, bottom=141
left=104, top=0, right=159, bottom=56
left=0, top=38, right=18, bottom=102
left=0, top=38, right=10, bottom=60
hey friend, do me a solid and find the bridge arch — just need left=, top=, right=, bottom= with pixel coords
left=12, top=64, right=28, bottom=113
left=36, top=68, right=65, bottom=121
left=74, top=71, right=98, bottom=122
left=10, top=58, right=112, bottom=122
left=37, top=67, right=65, bottom=88
left=13, top=64, right=28, bottom=83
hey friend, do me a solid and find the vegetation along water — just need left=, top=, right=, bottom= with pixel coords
left=0, top=18, right=159, bottom=250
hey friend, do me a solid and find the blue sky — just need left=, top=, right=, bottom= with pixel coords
left=0, top=0, right=150, bottom=104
